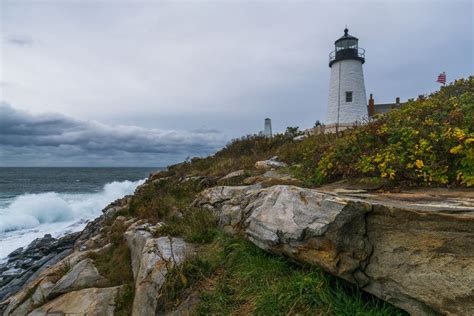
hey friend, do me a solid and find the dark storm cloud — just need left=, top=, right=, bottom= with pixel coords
left=0, top=103, right=227, bottom=166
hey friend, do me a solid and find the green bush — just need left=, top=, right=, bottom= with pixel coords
left=318, top=77, right=473, bottom=186
left=156, top=77, right=472, bottom=188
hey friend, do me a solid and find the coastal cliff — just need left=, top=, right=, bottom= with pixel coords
left=1, top=78, right=473, bottom=315
left=1, top=170, right=472, bottom=315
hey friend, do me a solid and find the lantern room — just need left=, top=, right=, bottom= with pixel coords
left=329, top=28, right=365, bottom=67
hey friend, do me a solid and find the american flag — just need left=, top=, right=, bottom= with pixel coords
left=437, top=72, right=446, bottom=85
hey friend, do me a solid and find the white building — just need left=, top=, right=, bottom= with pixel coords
left=327, top=28, right=367, bottom=125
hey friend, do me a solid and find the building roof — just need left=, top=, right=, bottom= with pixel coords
left=372, top=102, right=404, bottom=114
left=335, top=28, right=359, bottom=44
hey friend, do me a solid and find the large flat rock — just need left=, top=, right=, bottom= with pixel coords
left=47, top=258, right=107, bottom=299
left=29, top=286, right=122, bottom=316
left=196, top=185, right=474, bottom=315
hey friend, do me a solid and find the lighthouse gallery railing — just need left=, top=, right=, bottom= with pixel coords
left=329, top=48, right=365, bottom=63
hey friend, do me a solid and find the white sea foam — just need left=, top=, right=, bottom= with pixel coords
left=0, top=179, right=144, bottom=259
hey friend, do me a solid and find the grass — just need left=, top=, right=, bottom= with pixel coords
left=87, top=220, right=135, bottom=316
left=154, top=207, right=218, bottom=244
left=115, top=283, right=135, bottom=316
left=87, top=242, right=134, bottom=287
left=118, top=168, right=407, bottom=315
left=128, top=177, right=202, bottom=221
left=156, top=233, right=406, bottom=315
left=57, top=258, right=71, bottom=278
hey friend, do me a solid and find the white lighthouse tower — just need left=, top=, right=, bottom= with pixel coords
left=327, top=28, right=367, bottom=125
left=263, top=118, right=272, bottom=138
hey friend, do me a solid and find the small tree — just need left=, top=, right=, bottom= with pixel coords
left=285, top=126, right=304, bottom=138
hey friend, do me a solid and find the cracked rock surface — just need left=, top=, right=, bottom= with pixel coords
left=195, top=185, right=474, bottom=316
left=125, top=223, right=192, bottom=316
left=29, top=286, right=123, bottom=316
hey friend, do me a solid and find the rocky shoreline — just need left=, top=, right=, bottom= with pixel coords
left=0, top=196, right=127, bottom=315
left=0, top=232, right=80, bottom=303
left=1, top=167, right=473, bottom=315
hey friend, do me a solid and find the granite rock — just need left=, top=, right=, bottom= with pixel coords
left=196, top=185, right=474, bottom=316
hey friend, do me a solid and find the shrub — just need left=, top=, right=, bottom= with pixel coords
left=317, top=77, right=473, bottom=186
left=128, top=177, right=202, bottom=221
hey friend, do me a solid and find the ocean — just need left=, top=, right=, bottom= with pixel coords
left=0, top=167, right=157, bottom=260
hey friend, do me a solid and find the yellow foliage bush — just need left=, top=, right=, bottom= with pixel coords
left=316, top=77, right=473, bottom=186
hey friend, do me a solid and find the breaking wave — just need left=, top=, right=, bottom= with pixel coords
left=0, top=179, right=144, bottom=258
left=0, top=179, right=143, bottom=233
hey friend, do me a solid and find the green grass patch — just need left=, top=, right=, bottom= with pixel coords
left=154, top=207, right=218, bottom=244
left=128, top=177, right=202, bottom=221
left=115, top=283, right=135, bottom=316
left=87, top=221, right=135, bottom=315
left=155, top=233, right=406, bottom=315
left=197, top=237, right=406, bottom=315
left=87, top=241, right=134, bottom=287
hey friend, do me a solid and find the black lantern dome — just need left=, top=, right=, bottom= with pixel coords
left=329, top=28, right=365, bottom=67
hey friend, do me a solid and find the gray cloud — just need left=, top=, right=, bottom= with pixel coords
left=0, top=103, right=227, bottom=166
left=0, top=0, right=472, bottom=166
left=5, top=35, right=33, bottom=47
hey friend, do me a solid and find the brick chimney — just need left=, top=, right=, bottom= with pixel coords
left=368, top=94, right=375, bottom=117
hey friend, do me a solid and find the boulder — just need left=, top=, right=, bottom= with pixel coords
left=243, top=170, right=303, bottom=187
left=8, top=298, right=33, bottom=316
left=0, top=232, right=79, bottom=303
left=125, top=222, right=191, bottom=316
left=124, top=222, right=157, bottom=279
left=31, top=277, right=55, bottom=305
left=254, top=156, right=287, bottom=170
left=196, top=185, right=474, bottom=316
left=0, top=250, right=93, bottom=315
left=29, top=286, right=122, bottom=316
left=219, top=170, right=245, bottom=181
left=103, top=205, right=127, bottom=220
left=181, top=176, right=204, bottom=182
left=132, top=237, right=189, bottom=315
left=47, top=258, right=107, bottom=299
left=217, top=170, right=247, bottom=185
left=7, top=276, right=57, bottom=315
left=199, top=176, right=218, bottom=188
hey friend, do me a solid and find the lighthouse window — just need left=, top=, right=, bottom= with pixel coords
left=347, top=39, right=357, bottom=49
left=346, top=91, right=353, bottom=102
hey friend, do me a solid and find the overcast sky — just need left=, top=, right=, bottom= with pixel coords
left=1, top=0, right=473, bottom=167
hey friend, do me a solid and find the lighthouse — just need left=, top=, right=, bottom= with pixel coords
left=264, top=118, right=272, bottom=138
left=327, top=28, right=367, bottom=125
